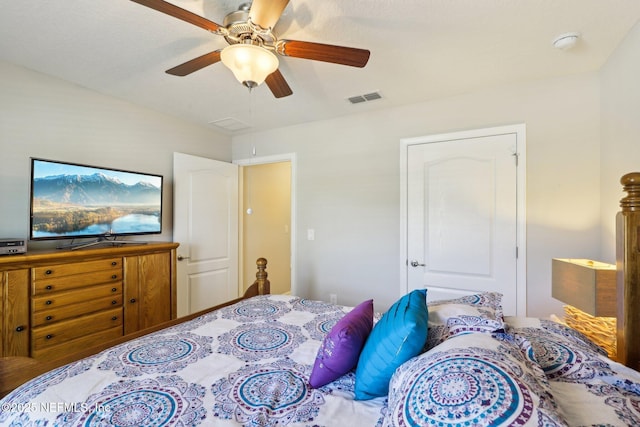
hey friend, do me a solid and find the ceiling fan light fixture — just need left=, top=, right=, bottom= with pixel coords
left=221, top=44, right=279, bottom=88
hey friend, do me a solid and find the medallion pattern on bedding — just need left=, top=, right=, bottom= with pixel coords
left=505, top=316, right=640, bottom=426
left=211, top=358, right=324, bottom=426
left=218, top=295, right=291, bottom=321
left=291, top=298, right=337, bottom=313
left=303, top=312, right=343, bottom=340
left=0, top=295, right=387, bottom=426
left=56, top=375, right=207, bottom=426
left=217, top=321, right=305, bottom=362
left=384, top=333, right=567, bottom=427
left=98, top=332, right=214, bottom=377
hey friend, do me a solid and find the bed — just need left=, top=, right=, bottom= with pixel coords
left=1, top=172, right=639, bottom=426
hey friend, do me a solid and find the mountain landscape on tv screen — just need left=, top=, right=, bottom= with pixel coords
left=32, top=172, right=161, bottom=236
left=34, top=172, right=160, bottom=205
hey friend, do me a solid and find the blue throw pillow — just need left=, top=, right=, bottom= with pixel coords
left=354, top=289, right=428, bottom=400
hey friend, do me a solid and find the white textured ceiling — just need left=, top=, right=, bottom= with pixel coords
left=1, top=0, right=639, bottom=134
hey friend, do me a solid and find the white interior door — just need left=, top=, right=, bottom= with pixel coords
left=173, top=152, right=238, bottom=317
left=405, top=127, right=523, bottom=315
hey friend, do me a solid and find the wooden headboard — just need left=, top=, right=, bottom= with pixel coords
left=616, top=172, right=640, bottom=370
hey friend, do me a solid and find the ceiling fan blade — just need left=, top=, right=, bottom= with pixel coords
left=166, top=50, right=222, bottom=76
left=131, top=0, right=222, bottom=32
left=276, top=40, right=370, bottom=68
left=265, top=69, right=293, bottom=98
left=249, top=0, right=289, bottom=30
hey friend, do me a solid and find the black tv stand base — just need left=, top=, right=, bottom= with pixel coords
left=57, top=237, right=149, bottom=251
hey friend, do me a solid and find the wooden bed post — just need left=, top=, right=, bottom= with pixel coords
left=616, top=172, right=640, bottom=369
left=242, top=258, right=271, bottom=298
left=253, top=257, right=270, bottom=296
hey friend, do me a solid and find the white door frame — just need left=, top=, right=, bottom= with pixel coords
left=234, top=153, right=297, bottom=297
left=399, top=124, right=527, bottom=315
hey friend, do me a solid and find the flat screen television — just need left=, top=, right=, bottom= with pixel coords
left=30, top=158, right=163, bottom=249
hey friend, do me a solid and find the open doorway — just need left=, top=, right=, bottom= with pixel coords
left=236, top=156, right=295, bottom=296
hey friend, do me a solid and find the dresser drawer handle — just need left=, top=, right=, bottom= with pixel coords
left=45, top=334, right=54, bottom=340
left=111, top=316, right=118, bottom=321
left=111, top=275, right=117, bottom=280
left=45, top=300, right=53, bottom=305
left=111, top=287, right=117, bottom=292
left=46, top=285, right=53, bottom=290
left=15, top=326, right=24, bottom=332
left=45, top=269, right=53, bottom=275
left=130, top=298, right=136, bottom=303
left=112, top=300, right=118, bottom=305
left=111, top=261, right=117, bottom=266
left=46, top=315, right=53, bottom=321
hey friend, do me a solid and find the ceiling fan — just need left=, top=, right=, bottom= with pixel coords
left=130, top=0, right=371, bottom=98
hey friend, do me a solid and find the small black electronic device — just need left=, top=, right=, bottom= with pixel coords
left=0, top=238, right=27, bottom=255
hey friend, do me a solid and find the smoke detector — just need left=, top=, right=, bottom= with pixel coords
left=552, top=32, right=580, bottom=50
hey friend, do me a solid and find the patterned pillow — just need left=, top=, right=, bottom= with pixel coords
left=425, top=291, right=505, bottom=350
left=354, top=289, right=428, bottom=400
left=308, top=299, right=374, bottom=388
left=504, top=316, right=608, bottom=377
left=385, top=332, right=568, bottom=427
left=505, top=317, right=640, bottom=425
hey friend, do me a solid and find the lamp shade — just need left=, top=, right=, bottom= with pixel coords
left=221, top=44, right=279, bottom=88
left=551, top=258, right=616, bottom=317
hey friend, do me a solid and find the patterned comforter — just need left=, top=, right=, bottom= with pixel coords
left=0, top=295, right=386, bottom=426
left=1, top=294, right=640, bottom=426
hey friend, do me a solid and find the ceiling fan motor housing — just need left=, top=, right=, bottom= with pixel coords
left=223, top=6, right=276, bottom=47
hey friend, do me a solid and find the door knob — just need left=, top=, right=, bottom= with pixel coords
left=177, top=255, right=190, bottom=261
left=410, top=260, right=425, bottom=267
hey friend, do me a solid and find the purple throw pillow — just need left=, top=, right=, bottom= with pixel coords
left=309, top=299, right=374, bottom=388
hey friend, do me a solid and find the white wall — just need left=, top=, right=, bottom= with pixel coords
left=0, top=61, right=232, bottom=249
left=4, top=30, right=634, bottom=318
left=233, top=72, right=603, bottom=317
left=600, top=22, right=640, bottom=262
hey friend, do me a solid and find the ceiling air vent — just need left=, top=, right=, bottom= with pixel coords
left=347, top=91, right=383, bottom=105
left=209, top=117, right=251, bottom=132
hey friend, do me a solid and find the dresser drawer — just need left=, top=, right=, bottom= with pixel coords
left=31, top=307, right=123, bottom=351
left=32, top=293, right=123, bottom=327
left=32, top=283, right=122, bottom=312
left=32, top=258, right=122, bottom=281
left=31, top=326, right=124, bottom=360
left=32, top=269, right=122, bottom=295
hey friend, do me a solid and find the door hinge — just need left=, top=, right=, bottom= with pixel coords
left=516, top=246, right=519, bottom=258
left=512, top=152, right=519, bottom=166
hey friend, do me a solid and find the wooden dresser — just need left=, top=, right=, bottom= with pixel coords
left=0, top=242, right=178, bottom=360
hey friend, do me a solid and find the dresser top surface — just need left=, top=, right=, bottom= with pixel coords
left=0, top=242, right=179, bottom=269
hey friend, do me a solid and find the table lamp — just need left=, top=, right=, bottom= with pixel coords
left=552, top=258, right=617, bottom=358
